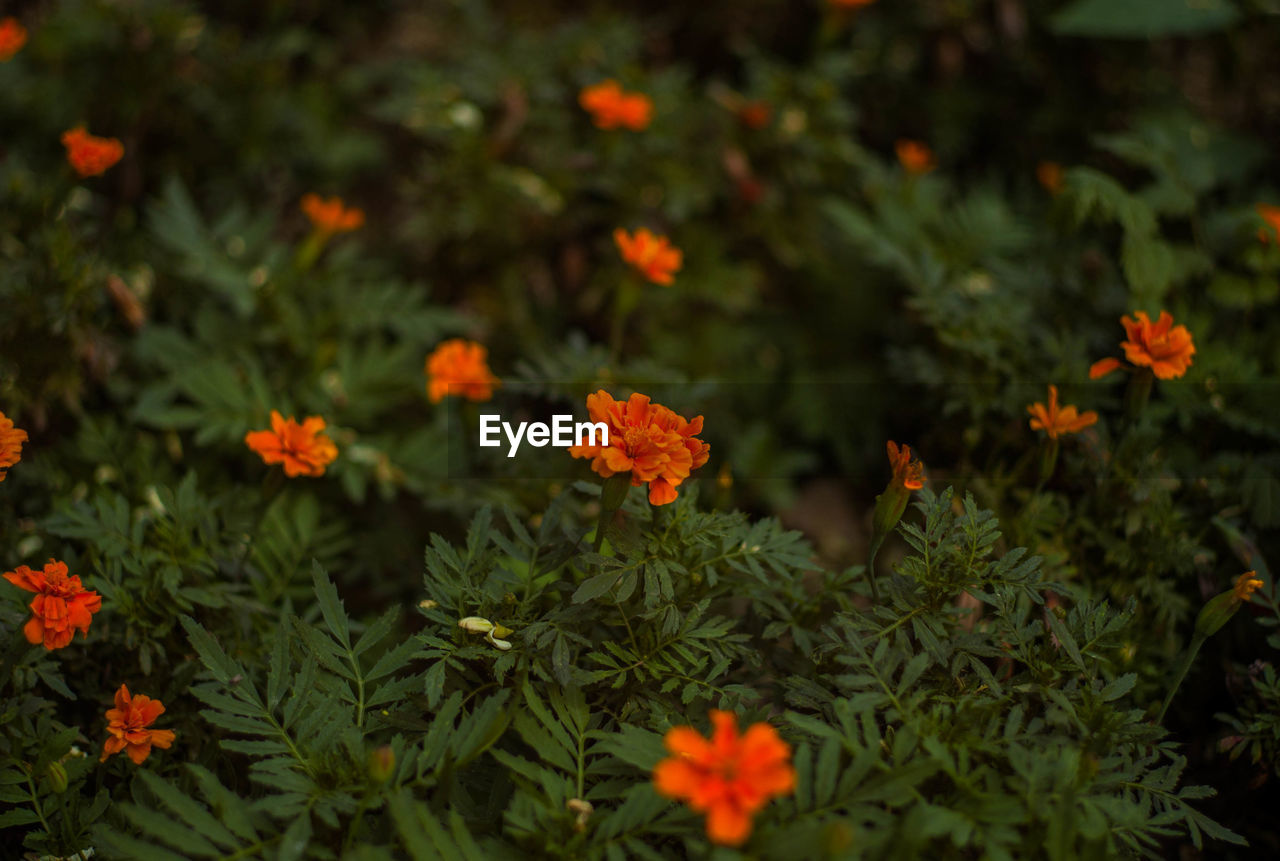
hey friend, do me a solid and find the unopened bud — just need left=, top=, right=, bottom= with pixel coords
left=567, top=798, right=593, bottom=831
left=46, top=761, right=68, bottom=794
left=458, top=616, right=494, bottom=634
left=368, top=746, right=395, bottom=784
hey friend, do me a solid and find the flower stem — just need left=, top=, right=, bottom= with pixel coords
left=1157, top=632, right=1206, bottom=725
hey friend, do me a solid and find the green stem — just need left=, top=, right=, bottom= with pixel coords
left=1156, top=632, right=1206, bottom=724
left=25, top=770, right=54, bottom=838
left=866, top=542, right=883, bottom=603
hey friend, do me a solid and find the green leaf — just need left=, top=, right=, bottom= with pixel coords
left=312, top=561, right=351, bottom=648
left=1052, top=0, right=1239, bottom=38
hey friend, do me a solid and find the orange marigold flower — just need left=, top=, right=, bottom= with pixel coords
left=1256, top=204, right=1280, bottom=244
left=887, top=440, right=924, bottom=491
left=895, top=139, right=936, bottom=175
left=1234, top=571, right=1263, bottom=603
left=3, top=559, right=103, bottom=650
left=1037, top=161, right=1064, bottom=195
left=1089, top=310, right=1195, bottom=380
left=0, top=17, right=28, bottom=61
left=579, top=80, right=652, bottom=131
left=1027, top=385, right=1097, bottom=439
left=614, top=227, right=683, bottom=286
left=568, top=390, right=710, bottom=506
left=653, top=710, right=795, bottom=846
left=100, top=684, right=175, bottom=764
left=60, top=127, right=124, bottom=178
left=425, top=339, right=500, bottom=404
left=301, top=193, right=365, bottom=235
left=0, top=409, right=28, bottom=482
left=244, top=410, right=338, bottom=477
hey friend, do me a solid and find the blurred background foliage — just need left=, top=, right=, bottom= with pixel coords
left=2, top=0, right=1280, bottom=856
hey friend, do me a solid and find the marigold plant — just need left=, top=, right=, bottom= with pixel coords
left=1027, top=385, right=1097, bottom=439
left=0, top=16, right=27, bottom=61
left=0, top=409, right=27, bottom=481
left=301, top=193, right=365, bottom=235
left=653, top=710, right=795, bottom=846
left=244, top=410, right=339, bottom=477
left=424, top=338, right=499, bottom=403
left=895, top=139, right=936, bottom=174
left=1089, top=310, right=1195, bottom=380
left=3, top=559, right=103, bottom=650
left=578, top=79, right=652, bottom=131
left=568, top=390, right=710, bottom=505
left=614, top=227, right=683, bottom=286
left=100, top=684, right=176, bottom=765
left=60, top=127, right=124, bottom=178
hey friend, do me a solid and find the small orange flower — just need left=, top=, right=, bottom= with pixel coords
left=895, top=139, right=936, bottom=175
left=579, top=80, right=652, bottom=131
left=301, top=194, right=365, bottom=236
left=425, top=339, right=500, bottom=404
left=1233, top=571, right=1263, bottom=603
left=653, top=710, right=795, bottom=846
left=0, top=409, right=28, bottom=482
left=569, top=390, right=710, bottom=506
left=1256, top=204, right=1280, bottom=244
left=887, top=440, right=924, bottom=491
left=1037, top=161, right=1064, bottom=195
left=100, top=685, right=175, bottom=764
left=0, top=17, right=28, bottom=61
left=614, top=227, right=683, bottom=286
left=1027, top=385, right=1097, bottom=439
left=1089, top=310, right=1195, bottom=380
left=60, top=127, right=124, bottom=178
left=244, top=411, right=338, bottom=477
left=3, top=560, right=102, bottom=650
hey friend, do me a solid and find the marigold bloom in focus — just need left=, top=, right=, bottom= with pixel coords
left=579, top=80, right=652, bottom=131
left=1037, top=161, right=1064, bottom=195
left=653, top=710, right=794, bottom=846
left=1233, top=571, right=1263, bottom=603
left=0, top=17, right=27, bottom=61
left=1256, top=204, right=1280, bottom=244
left=614, top=227, right=683, bottom=286
left=1089, top=310, right=1195, bottom=380
left=569, top=390, right=710, bottom=506
left=0, top=410, right=27, bottom=482
left=895, top=139, right=936, bottom=175
left=3, top=560, right=102, bottom=650
left=244, top=411, right=338, bottom=477
left=100, top=685, right=175, bottom=764
left=60, top=127, right=124, bottom=178
left=1027, top=385, right=1097, bottom=439
left=887, top=440, right=925, bottom=490
left=425, top=339, right=500, bottom=404
left=301, top=194, right=365, bottom=235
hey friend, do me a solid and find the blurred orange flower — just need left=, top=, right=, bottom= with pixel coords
left=738, top=101, right=771, bottom=130
left=0, top=409, right=27, bottom=482
left=244, top=411, right=338, bottom=477
left=61, top=127, right=124, bottom=178
left=1089, top=310, right=1195, bottom=380
left=895, top=139, right=936, bottom=175
left=653, top=710, right=794, bottom=846
left=0, top=17, right=27, bottom=61
left=1233, top=571, right=1263, bottom=603
left=425, top=339, right=500, bottom=404
left=887, top=440, right=924, bottom=490
left=579, top=80, right=652, bottom=131
left=3, top=560, right=102, bottom=650
left=614, top=227, right=683, bottom=286
left=301, top=193, right=365, bottom=235
left=100, top=685, right=175, bottom=764
left=1037, top=161, right=1064, bottom=195
left=569, top=390, right=710, bottom=506
left=1027, top=385, right=1097, bottom=439
left=1256, top=204, right=1280, bottom=244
